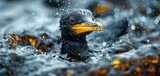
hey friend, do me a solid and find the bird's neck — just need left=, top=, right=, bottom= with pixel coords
left=62, top=33, right=87, bottom=43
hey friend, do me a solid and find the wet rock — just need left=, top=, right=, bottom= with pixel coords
left=3, top=32, right=57, bottom=52
left=93, top=17, right=128, bottom=43
left=86, top=0, right=114, bottom=17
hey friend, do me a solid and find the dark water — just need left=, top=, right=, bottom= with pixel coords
left=0, top=0, right=160, bottom=76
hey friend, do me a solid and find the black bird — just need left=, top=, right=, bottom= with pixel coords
left=59, top=9, right=103, bottom=61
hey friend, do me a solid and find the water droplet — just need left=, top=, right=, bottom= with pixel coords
left=131, top=25, right=135, bottom=30
left=102, top=49, right=105, bottom=52
left=147, top=40, right=150, bottom=42
left=56, top=12, right=58, bottom=15
left=119, top=40, right=122, bottom=42
left=102, top=42, right=106, bottom=46
left=100, top=54, right=103, bottom=57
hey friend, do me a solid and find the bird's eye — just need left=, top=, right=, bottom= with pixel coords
left=69, top=16, right=76, bottom=24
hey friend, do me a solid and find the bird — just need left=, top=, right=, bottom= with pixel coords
left=59, top=9, right=103, bottom=61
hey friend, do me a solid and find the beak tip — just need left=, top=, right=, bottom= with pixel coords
left=96, top=22, right=103, bottom=31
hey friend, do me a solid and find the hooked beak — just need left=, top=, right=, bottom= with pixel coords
left=70, top=22, right=103, bottom=35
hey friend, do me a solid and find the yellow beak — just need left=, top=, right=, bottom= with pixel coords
left=71, top=22, right=103, bottom=35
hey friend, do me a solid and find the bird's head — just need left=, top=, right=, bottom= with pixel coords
left=60, top=9, right=103, bottom=38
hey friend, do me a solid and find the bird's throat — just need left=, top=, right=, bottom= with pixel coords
left=62, top=34, right=87, bottom=43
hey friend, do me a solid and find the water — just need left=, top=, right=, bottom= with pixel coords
left=0, top=0, right=160, bottom=76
